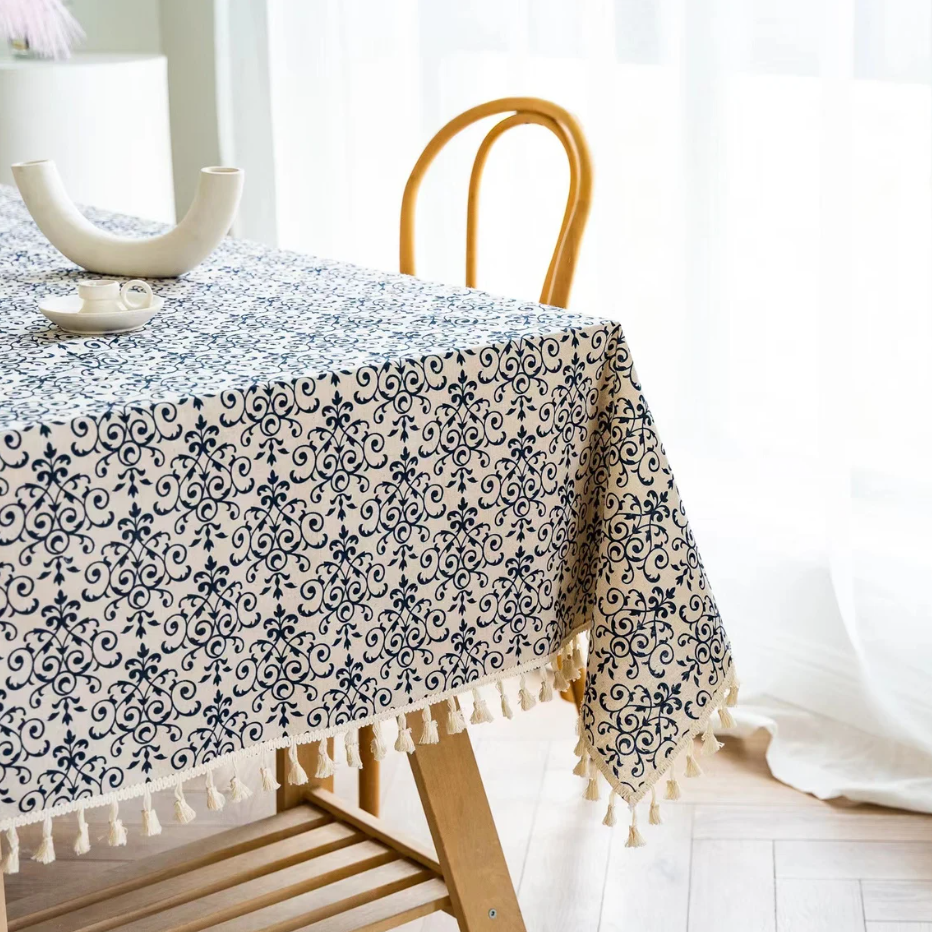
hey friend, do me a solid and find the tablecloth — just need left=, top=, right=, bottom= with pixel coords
left=0, top=186, right=734, bottom=862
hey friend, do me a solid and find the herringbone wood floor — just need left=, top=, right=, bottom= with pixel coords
left=6, top=697, right=932, bottom=931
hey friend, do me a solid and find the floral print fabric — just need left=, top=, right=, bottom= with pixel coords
left=0, top=187, right=732, bottom=826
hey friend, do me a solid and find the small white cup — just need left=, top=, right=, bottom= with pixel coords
left=76, top=279, right=153, bottom=314
left=77, top=279, right=122, bottom=313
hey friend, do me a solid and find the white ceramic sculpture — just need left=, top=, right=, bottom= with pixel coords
left=11, top=159, right=244, bottom=278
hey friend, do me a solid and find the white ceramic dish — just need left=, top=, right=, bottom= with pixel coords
left=38, top=294, right=163, bottom=334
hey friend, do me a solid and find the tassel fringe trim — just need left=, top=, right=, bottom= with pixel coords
left=287, top=738, right=309, bottom=787
left=0, top=637, right=589, bottom=840
left=586, top=665, right=738, bottom=841
left=141, top=788, right=162, bottom=837
left=174, top=780, right=197, bottom=824
left=315, top=739, right=335, bottom=778
left=394, top=715, right=416, bottom=755
left=649, top=787, right=662, bottom=826
left=230, top=770, right=254, bottom=803
left=625, top=806, right=647, bottom=849
left=419, top=707, right=440, bottom=745
left=108, top=801, right=127, bottom=848
left=496, top=680, right=514, bottom=720
left=446, top=697, right=467, bottom=735
left=345, top=729, right=363, bottom=768
left=470, top=688, right=494, bottom=725
left=205, top=769, right=226, bottom=811
left=74, top=808, right=90, bottom=856
left=371, top=720, right=388, bottom=761
left=260, top=761, right=281, bottom=792
left=32, top=815, right=55, bottom=865
left=0, top=638, right=736, bottom=862
left=584, top=756, right=602, bottom=802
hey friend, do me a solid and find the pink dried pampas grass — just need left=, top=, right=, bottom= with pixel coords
left=0, top=0, right=84, bottom=59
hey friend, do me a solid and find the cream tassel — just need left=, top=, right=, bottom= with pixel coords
left=649, top=786, right=663, bottom=825
left=685, top=752, right=703, bottom=779
left=287, top=738, right=309, bottom=786
left=552, top=663, right=570, bottom=692
left=559, top=645, right=572, bottom=681
left=584, top=757, right=601, bottom=802
left=229, top=767, right=254, bottom=802
left=496, top=680, right=514, bottom=720
left=602, top=790, right=618, bottom=827
left=394, top=714, right=416, bottom=754
left=32, top=814, right=55, bottom=864
left=665, top=769, right=682, bottom=801
left=625, top=805, right=647, bottom=848
left=205, top=769, right=227, bottom=809
left=566, top=645, right=582, bottom=683
left=345, top=729, right=363, bottom=768
left=1, top=826, right=19, bottom=874
left=141, top=787, right=162, bottom=836
left=419, top=707, right=440, bottom=745
left=108, top=800, right=127, bottom=847
left=371, top=720, right=388, bottom=761
left=470, top=687, right=493, bottom=724
left=260, top=759, right=281, bottom=792
left=573, top=715, right=586, bottom=756
left=445, top=697, right=467, bottom=735
left=518, top=674, right=537, bottom=711
left=315, top=738, right=335, bottom=778
left=174, top=780, right=197, bottom=823
left=573, top=748, right=590, bottom=778
left=718, top=704, right=735, bottom=729
left=701, top=719, right=723, bottom=757
left=538, top=669, right=554, bottom=703
left=73, top=807, right=90, bottom=855
left=572, top=637, right=585, bottom=679
left=726, top=680, right=740, bottom=708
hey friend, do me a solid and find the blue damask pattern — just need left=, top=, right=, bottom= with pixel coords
left=0, top=186, right=732, bottom=826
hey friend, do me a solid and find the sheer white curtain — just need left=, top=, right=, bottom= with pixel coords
left=220, top=0, right=932, bottom=810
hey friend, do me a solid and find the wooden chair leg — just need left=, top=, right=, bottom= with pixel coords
left=1, top=870, right=8, bottom=932
left=568, top=673, right=585, bottom=709
left=558, top=653, right=585, bottom=710
left=358, top=725, right=380, bottom=816
left=406, top=703, right=527, bottom=932
left=275, top=737, right=334, bottom=811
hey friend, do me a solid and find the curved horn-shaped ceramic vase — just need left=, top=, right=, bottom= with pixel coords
left=11, top=160, right=244, bottom=278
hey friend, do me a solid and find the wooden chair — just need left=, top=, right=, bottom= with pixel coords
left=356, top=98, right=593, bottom=821
left=400, top=96, right=592, bottom=307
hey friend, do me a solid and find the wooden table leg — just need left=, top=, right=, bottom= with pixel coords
left=406, top=703, right=527, bottom=932
left=358, top=725, right=380, bottom=816
left=558, top=653, right=585, bottom=710
left=569, top=672, right=585, bottom=709
left=275, top=738, right=334, bottom=811
left=1, top=870, right=8, bottom=932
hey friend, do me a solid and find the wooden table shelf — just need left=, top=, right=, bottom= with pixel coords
left=3, top=705, right=526, bottom=932
left=7, top=797, right=449, bottom=932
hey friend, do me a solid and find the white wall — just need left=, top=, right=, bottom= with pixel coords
left=159, top=0, right=222, bottom=216
left=3, top=0, right=264, bottom=222
left=68, top=0, right=162, bottom=53
left=57, top=0, right=223, bottom=220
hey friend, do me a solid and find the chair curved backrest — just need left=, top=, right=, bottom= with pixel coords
left=400, top=97, right=592, bottom=309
